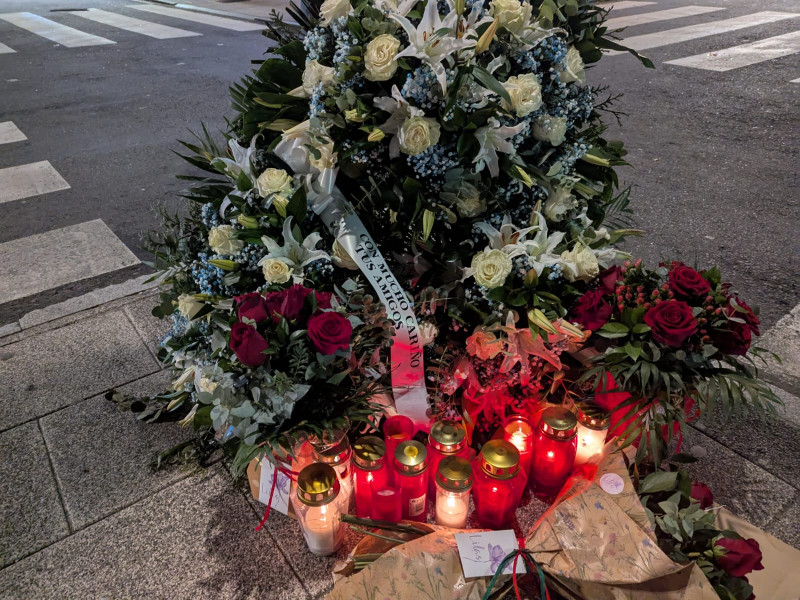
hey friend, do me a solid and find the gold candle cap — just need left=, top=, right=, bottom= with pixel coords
left=352, top=436, right=386, bottom=470
left=576, top=401, right=610, bottom=430
left=479, top=440, right=520, bottom=480
left=429, top=420, right=467, bottom=453
left=296, top=463, right=340, bottom=506
left=539, top=407, right=578, bottom=440
left=312, top=435, right=352, bottom=466
left=394, top=440, right=428, bottom=476
left=436, top=456, right=473, bottom=492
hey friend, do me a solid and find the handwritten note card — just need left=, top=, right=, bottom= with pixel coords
left=258, top=462, right=291, bottom=515
left=455, top=530, right=525, bottom=578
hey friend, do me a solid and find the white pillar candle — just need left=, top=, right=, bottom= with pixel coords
left=300, top=502, right=344, bottom=556
left=574, top=423, right=607, bottom=465
left=435, top=488, right=470, bottom=529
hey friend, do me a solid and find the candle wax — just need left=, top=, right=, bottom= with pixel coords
left=435, top=489, right=469, bottom=529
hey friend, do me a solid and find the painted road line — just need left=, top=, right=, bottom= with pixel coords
left=73, top=8, right=201, bottom=39
left=128, top=4, right=263, bottom=31
left=605, top=6, right=725, bottom=30
left=0, top=161, right=70, bottom=205
left=608, top=12, right=800, bottom=53
left=0, top=220, right=140, bottom=305
left=0, top=12, right=115, bottom=47
left=792, top=77, right=800, bottom=83
left=666, top=31, right=800, bottom=71
left=0, top=122, right=27, bottom=145
left=602, top=1, right=656, bottom=11
left=0, top=41, right=15, bottom=53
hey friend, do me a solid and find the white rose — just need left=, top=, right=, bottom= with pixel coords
left=398, top=116, right=441, bottom=156
left=452, top=182, right=486, bottom=218
left=559, top=46, right=586, bottom=85
left=471, top=249, right=513, bottom=288
left=319, top=0, right=351, bottom=26
left=208, top=224, right=244, bottom=256
left=560, top=244, right=599, bottom=282
left=490, top=0, right=532, bottom=35
left=502, top=73, right=542, bottom=117
left=262, top=258, right=292, bottom=284
left=309, top=138, right=338, bottom=171
left=364, top=34, right=401, bottom=82
left=544, top=186, right=576, bottom=222
left=177, top=294, right=204, bottom=319
left=332, top=239, right=359, bottom=270
left=302, top=59, right=336, bottom=95
left=532, top=115, right=568, bottom=146
left=419, top=321, right=439, bottom=347
left=256, top=168, right=293, bottom=198
left=196, top=377, right=218, bottom=394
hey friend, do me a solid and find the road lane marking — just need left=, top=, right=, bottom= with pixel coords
left=602, top=1, right=656, bottom=11
left=0, top=161, right=70, bottom=205
left=608, top=12, right=800, bottom=53
left=666, top=31, right=800, bottom=71
left=0, top=41, right=15, bottom=53
left=792, top=77, right=800, bottom=83
left=128, top=4, right=263, bottom=31
left=0, top=12, right=115, bottom=47
left=0, top=220, right=140, bottom=305
left=72, top=8, right=201, bottom=39
left=605, top=6, right=725, bottom=30
left=0, top=122, right=26, bottom=144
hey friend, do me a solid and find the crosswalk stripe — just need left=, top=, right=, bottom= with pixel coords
left=0, top=220, right=140, bottom=305
left=605, top=6, right=725, bottom=30
left=72, top=8, right=201, bottom=39
left=608, top=11, right=800, bottom=53
left=0, top=161, right=71, bottom=205
left=0, top=41, right=15, bottom=53
left=666, top=31, right=800, bottom=71
left=602, top=1, right=656, bottom=11
left=0, top=12, right=115, bottom=47
left=0, top=122, right=27, bottom=145
left=792, top=77, right=800, bottom=83
left=128, top=4, right=263, bottom=32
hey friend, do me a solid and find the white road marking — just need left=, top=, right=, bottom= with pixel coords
left=0, top=12, right=115, bottom=47
left=0, top=161, right=70, bottom=205
left=0, top=121, right=26, bottom=144
left=605, top=6, right=725, bottom=30
left=608, top=11, right=800, bottom=53
left=792, top=77, right=800, bottom=83
left=602, top=1, right=656, bottom=11
left=0, top=220, right=140, bottom=305
left=72, top=8, right=201, bottom=39
left=128, top=4, right=263, bottom=31
left=0, top=41, right=15, bottom=53
left=666, top=31, right=800, bottom=71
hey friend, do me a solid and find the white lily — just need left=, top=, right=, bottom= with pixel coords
left=212, top=136, right=259, bottom=185
left=442, top=0, right=493, bottom=43
left=373, top=85, right=425, bottom=158
left=473, top=214, right=537, bottom=258
left=257, top=217, right=330, bottom=283
left=523, top=211, right=565, bottom=275
left=374, top=0, right=417, bottom=16
left=473, top=117, right=525, bottom=177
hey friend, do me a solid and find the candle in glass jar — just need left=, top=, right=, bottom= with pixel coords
left=434, top=456, right=472, bottom=529
left=472, top=440, right=526, bottom=529
left=427, top=419, right=469, bottom=497
left=394, top=440, right=429, bottom=522
left=352, top=436, right=387, bottom=518
left=312, top=432, right=353, bottom=512
left=372, top=486, right=402, bottom=522
left=383, top=415, right=415, bottom=486
left=292, top=463, right=345, bottom=556
left=502, top=414, right=533, bottom=475
left=574, top=401, right=610, bottom=465
left=531, top=407, right=578, bottom=498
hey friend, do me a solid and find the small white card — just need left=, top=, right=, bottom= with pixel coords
left=599, top=473, right=625, bottom=495
left=455, top=530, right=525, bottom=578
left=258, top=462, right=291, bottom=515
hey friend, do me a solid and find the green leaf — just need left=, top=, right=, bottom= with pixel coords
left=422, top=209, right=435, bottom=242
left=472, top=66, right=511, bottom=105
left=286, top=185, right=307, bottom=223
left=633, top=323, right=651, bottom=334
left=639, top=470, right=679, bottom=494
left=598, top=322, right=630, bottom=339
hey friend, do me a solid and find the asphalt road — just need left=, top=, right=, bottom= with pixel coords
left=0, top=0, right=797, bottom=328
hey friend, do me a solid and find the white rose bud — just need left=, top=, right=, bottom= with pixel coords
left=490, top=0, right=532, bottom=35
left=364, top=34, right=401, bottom=82
left=453, top=182, right=486, bottom=218
left=309, top=138, right=338, bottom=171
left=177, top=294, right=204, bottom=319
left=262, top=258, right=292, bottom=284
left=332, top=239, right=359, bottom=270
left=418, top=321, right=439, bottom=347
left=559, top=47, right=586, bottom=85
left=471, top=249, right=513, bottom=289
left=319, top=0, right=352, bottom=26
left=502, top=73, right=542, bottom=117
left=532, top=115, right=568, bottom=146
left=302, top=59, right=336, bottom=95
left=256, top=168, right=293, bottom=198
left=398, top=116, right=441, bottom=156
left=544, top=186, right=576, bottom=222
left=560, top=244, right=600, bottom=282
left=208, top=224, right=244, bottom=256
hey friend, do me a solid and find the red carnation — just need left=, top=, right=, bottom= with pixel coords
left=714, top=537, right=764, bottom=578
left=643, top=300, right=698, bottom=347
left=598, top=266, right=624, bottom=295
left=235, top=293, right=269, bottom=323
left=229, top=322, right=269, bottom=368
left=571, top=289, right=612, bottom=331
left=668, top=265, right=710, bottom=300
left=307, top=311, right=353, bottom=355
left=690, top=482, right=714, bottom=509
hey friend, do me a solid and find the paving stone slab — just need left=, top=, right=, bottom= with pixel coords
left=0, top=467, right=309, bottom=600
left=0, top=422, right=69, bottom=567
left=124, top=295, right=171, bottom=361
left=115, top=368, right=172, bottom=399
left=0, top=310, right=159, bottom=431
left=763, top=495, right=800, bottom=550
left=758, top=303, right=800, bottom=395
left=41, top=392, right=193, bottom=530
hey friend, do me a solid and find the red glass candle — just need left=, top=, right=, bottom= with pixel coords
left=502, top=414, right=534, bottom=477
left=352, top=436, right=387, bottom=519
left=426, top=419, right=469, bottom=497
left=372, top=485, right=402, bottom=522
left=472, top=440, right=526, bottom=529
left=383, top=415, right=415, bottom=486
left=531, top=407, right=578, bottom=498
left=312, top=432, right=353, bottom=513
left=394, top=440, right=429, bottom=522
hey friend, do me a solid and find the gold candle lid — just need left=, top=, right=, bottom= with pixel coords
left=353, top=436, right=386, bottom=470
left=429, top=420, right=467, bottom=453
left=312, top=435, right=352, bottom=466
left=576, top=401, right=610, bottom=430
left=436, top=456, right=473, bottom=492
left=296, top=463, right=340, bottom=506
left=479, top=440, right=520, bottom=480
left=394, top=440, right=427, bottom=475
left=539, top=407, right=578, bottom=439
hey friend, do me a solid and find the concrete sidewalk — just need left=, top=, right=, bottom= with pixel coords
left=0, top=289, right=798, bottom=599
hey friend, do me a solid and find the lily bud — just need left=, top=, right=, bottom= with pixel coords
left=455, top=0, right=464, bottom=16
left=475, top=18, right=499, bottom=55
left=237, top=215, right=259, bottom=229
left=208, top=259, right=238, bottom=271
left=515, top=165, right=534, bottom=188
left=368, top=128, right=385, bottom=142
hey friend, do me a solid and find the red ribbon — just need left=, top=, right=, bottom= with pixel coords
left=254, top=454, right=301, bottom=532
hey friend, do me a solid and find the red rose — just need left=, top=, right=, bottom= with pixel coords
left=690, top=482, right=714, bottom=509
left=307, top=311, right=353, bottom=355
left=712, top=299, right=760, bottom=356
left=714, top=537, right=764, bottom=578
left=643, top=300, right=698, bottom=347
left=571, top=289, right=612, bottom=331
left=315, top=291, right=333, bottom=310
left=668, top=265, right=710, bottom=300
left=598, top=266, right=624, bottom=294
left=281, top=284, right=314, bottom=321
left=229, top=322, right=269, bottom=368
left=235, top=293, right=269, bottom=323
